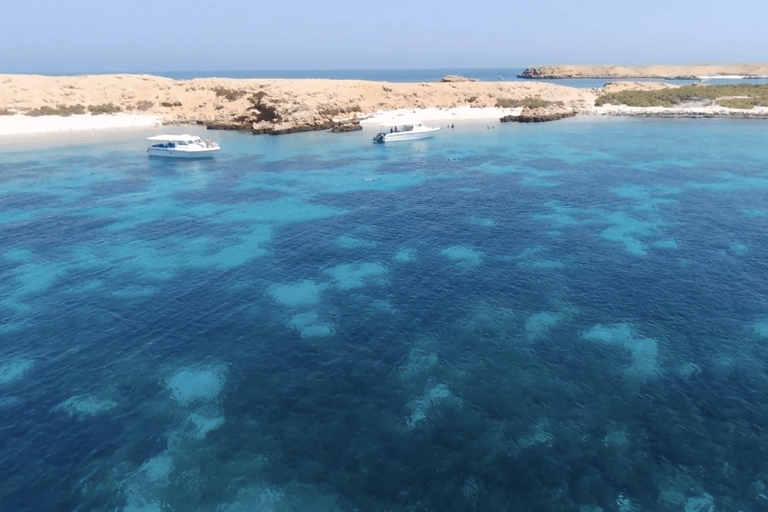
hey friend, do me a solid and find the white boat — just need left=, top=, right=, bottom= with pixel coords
left=146, top=134, right=220, bottom=158
left=373, top=121, right=440, bottom=143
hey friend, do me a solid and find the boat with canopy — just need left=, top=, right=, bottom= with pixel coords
left=146, top=135, right=220, bottom=158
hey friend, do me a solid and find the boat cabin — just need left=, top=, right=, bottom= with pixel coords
left=372, top=119, right=439, bottom=143
left=379, top=121, right=425, bottom=133
left=147, top=134, right=204, bottom=148
left=146, top=134, right=220, bottom=157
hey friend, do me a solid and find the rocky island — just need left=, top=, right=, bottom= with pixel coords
left=0, top=74, right=596, bottom=135
left=519, top=64, right=768, bottom=80
left=3, top=69, right=768, bottom=137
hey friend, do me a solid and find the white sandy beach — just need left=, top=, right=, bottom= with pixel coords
left=361, top=106, right=520, bottom=127
left=0, top=107, right=519, bottom=140
left=0, top=107, right=513, bottom=140
left=0, top=112, right=162, bottom=136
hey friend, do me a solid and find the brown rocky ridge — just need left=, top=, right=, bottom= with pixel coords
left=500, top=104, right=577, bottom=123
left=0, top=74, right=596, bottom=134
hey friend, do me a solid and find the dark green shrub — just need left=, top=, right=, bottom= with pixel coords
left=496, top=97, right=562, bottom=109
left=88, top=104, right=121, bottom=115
left=318, top=104, right=362, bottom=117
left=25, top=104, right=86, bottom=116
left=716, top=98, right=762, bottom=109
left=135, top=100, right=154, bottom=111
left=213, top=87, right=247, bottom=101
left=595, top=84, right=768, bottom=107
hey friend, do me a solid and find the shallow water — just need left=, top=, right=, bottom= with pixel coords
left=2, top=119, right=768, bottom=511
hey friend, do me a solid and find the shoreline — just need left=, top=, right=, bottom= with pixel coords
left=361, top=106, right=518, bottom=126
left=3, top=73, right=768, bottom=139
left=587, top=105, right=768, bottom=119
left=2, top=106, right=766, bottom=142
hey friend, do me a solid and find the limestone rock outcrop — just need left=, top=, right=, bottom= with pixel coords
left=500, top=105, right=577, bottom=123
left=331, top=121, right=362, bottom=133
left=441, top=75, right=478, bottom=82
left=207, top=91, right=366, bottom=135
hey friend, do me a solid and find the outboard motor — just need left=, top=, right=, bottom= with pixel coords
left=373, top=133, right=385, bottom=144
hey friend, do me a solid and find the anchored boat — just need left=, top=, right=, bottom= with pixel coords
left=147, top=135, right=219, bottom=158
left=373, top=121, right=440, bottom=143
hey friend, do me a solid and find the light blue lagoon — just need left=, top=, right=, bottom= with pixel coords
left=2, top=119, right=768, bottom=512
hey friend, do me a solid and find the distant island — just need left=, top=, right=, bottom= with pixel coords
left=519, top=64, right=768, bottom=80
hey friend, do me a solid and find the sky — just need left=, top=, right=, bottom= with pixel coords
left=2, top=0, right=767, bottom=73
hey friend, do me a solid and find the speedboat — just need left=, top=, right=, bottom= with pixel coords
left=373, top=121, right=440, bottom=143
left=147, top=134, right=219, bottom=158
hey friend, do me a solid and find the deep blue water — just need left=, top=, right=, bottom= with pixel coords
left=2, top=119, right=768, bottom=511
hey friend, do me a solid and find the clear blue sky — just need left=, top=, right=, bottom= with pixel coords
left=3, top=0, right=767, bottom=73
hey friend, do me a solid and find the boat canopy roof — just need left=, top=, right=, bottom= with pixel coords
left=378, top=120, right=423, bottom=127
left=147, top=134, right=202, bottom=142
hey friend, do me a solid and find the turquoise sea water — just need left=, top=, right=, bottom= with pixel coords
left=2, top=119, right=768, bottom=511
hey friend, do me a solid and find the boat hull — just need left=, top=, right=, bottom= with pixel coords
left=147, top=148, right=219, bottom=158
left=374, top=127, right=440, bottom=143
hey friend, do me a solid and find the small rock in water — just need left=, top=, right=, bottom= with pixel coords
left=441, top=74, right=478, bottom=82
left=331, top=121, right=362, bottom=133
left=501, top=105, right=577, bottom=123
